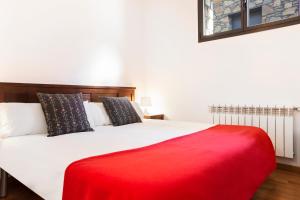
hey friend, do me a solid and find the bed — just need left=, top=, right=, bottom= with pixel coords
left=0, top=119, right=212, bottom=200
left=0, top=83, right=276, bottom=200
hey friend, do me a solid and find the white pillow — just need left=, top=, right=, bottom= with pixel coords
left=131, top=102, right=144, bottom=121
left=83, top=101, right=96, bottom=129
left=89, top=102, right=112, bottom=126
left=0, top=103, right=47, bottom=138
left=88, top=102, right=144, bottom=126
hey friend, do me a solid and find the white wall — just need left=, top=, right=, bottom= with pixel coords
left=0, top=0, right=144, bottom=86
left=126, top=0, right=300, bottom=166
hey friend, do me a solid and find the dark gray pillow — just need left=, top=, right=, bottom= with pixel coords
left=102, top=97, right=142, bottom=126
left=37, top=93, right=94, bottom=137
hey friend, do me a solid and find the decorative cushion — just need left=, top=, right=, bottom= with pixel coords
left=37, top=93, right=94, bottom=137
left=102, top=97, right=142, bottom=126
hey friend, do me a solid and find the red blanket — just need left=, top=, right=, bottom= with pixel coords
left=63, top=125, right=276, bottom=200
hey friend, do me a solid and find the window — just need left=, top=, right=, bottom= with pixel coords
left=229, top=7, right=262, bottom=29
left=229, top=12, right=242, bottom=29
left=248, top=7, right=262, bottom=26
left=199, top=0, right=300, bottom=42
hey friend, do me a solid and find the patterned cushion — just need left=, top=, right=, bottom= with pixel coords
left=37, top=93, right=94, bottom=137
left=102, top=97, right=142, bottom=126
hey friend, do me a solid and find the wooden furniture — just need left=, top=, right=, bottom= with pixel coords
left=0, top=82, right=135, bottom=103
left=0, top=82, right=136, bottom=198
left=144, top=114, right=164, bottom=120
left=0, top=169, right=7, bottom=198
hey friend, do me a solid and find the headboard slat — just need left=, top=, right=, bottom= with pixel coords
left=0, top=82, right=135, bottom=103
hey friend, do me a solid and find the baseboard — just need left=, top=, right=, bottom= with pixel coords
left=277, top=163, right=300, bottom=173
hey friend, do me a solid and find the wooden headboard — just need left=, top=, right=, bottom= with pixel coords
left=0, top=82, right=136, bottom=103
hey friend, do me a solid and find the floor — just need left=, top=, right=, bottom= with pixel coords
left=1, top=168, right=300, bottom=200
left=2, top=177, right=42, bottom=200
left=253, top=168, right=300, bottom=200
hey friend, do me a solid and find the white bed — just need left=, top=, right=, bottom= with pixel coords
left=0, top=120, right=212, bottom=200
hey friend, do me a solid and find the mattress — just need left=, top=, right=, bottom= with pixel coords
left=0, top=120, right=212, bottom=200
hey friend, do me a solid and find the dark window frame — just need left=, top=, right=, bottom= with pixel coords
left=198, top=0, right=300, bottom=43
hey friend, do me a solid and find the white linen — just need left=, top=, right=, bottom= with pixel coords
left=83, top=101, right=96, bottom=129
left=0, top=103, right=47, bottom=138
left=89, top=102, right=111, bottom=126
left=131, top=102, right=144, bottom=120
left=0, top=120, right=212, bottom=200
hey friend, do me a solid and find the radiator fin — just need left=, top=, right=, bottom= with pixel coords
left=209, top=105, right=295, bottom=159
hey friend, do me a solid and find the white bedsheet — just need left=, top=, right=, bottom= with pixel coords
left=0, top=120, right=212, bottom=200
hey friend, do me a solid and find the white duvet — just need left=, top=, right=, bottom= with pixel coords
left=0, top=120, right=212, bottom=200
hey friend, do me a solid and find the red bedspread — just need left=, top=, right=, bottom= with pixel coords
left=63, top=125, right=276, bottom=200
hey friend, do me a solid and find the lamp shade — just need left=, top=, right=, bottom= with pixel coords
left=140, top=97, right=152, bottom=107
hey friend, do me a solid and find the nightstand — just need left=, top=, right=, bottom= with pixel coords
left=144, top=114, right=164, bottom=120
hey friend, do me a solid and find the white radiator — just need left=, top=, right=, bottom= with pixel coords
left=209, top=105, right=296, bottom=159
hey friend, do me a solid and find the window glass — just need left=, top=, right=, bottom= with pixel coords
left=200, top=0, right=300, bottom=42
left=203, top=0, right=241, bottom=36
left=247, top=0, right=299, bottom=27
left=249, top=7, right=262, bottom=26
